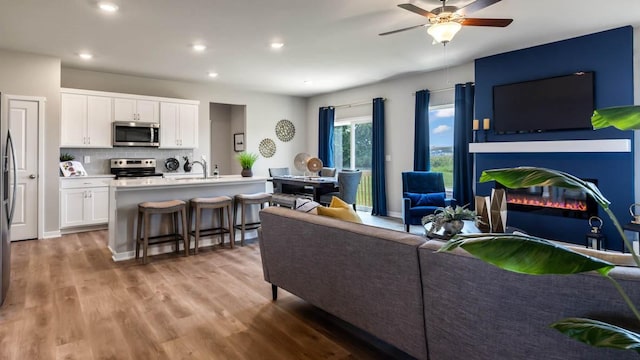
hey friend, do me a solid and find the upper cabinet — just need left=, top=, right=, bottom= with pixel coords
left=159, top=102, right=198, bottom=149
left=60, top=92, right=112, bottom=148
left=114, top=98, right=159, bottom=122
left=60, top=88, right=199, bottom=149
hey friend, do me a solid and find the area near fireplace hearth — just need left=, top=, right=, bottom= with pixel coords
left=474, top=26, right=634, bottom=251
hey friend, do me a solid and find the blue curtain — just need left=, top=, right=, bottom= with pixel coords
left=318, top=107, right=335, bottom=167
left=453, top=82, right=475, bottom=207
left=372, top=97, right=387, bottom=216
left=414, top=89, right=431, bottom=171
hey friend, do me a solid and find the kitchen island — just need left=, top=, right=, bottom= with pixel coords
left=108, top=175, right=267, bottom=261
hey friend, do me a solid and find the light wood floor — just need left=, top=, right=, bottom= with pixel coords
left=0, top=229, right=414, bottom=360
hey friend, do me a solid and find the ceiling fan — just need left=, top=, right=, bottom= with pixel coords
left=380, top=0, right=513, bottom=44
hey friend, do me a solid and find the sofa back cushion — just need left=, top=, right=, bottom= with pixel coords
left=419, top=240, right=640, bottom=360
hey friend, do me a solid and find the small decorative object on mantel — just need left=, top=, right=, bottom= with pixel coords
left=258, top=138, right=276, bottom=158
left=237, top=151, right=259, bottom=177
left=275, top=119, right=295, bottom=142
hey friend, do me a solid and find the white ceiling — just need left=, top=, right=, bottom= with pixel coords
left=1, top=0, right=639, bottom=97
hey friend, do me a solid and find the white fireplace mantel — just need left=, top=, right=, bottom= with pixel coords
left=469, top=139, right=631, bottom=154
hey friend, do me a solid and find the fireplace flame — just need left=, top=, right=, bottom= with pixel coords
left=507, top=194, right=587, bottom=212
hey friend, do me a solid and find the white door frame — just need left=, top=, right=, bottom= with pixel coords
left=5, top=94, right=46, bottom=240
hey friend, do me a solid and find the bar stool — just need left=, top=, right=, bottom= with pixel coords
left=189, top=196, right=234, bottom=253
left=136, top=199, right=188, bottom=264
left=233, top=193, right=272, bottom=246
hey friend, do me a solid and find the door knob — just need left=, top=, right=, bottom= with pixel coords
left=29, top=174, right=36, bottom=179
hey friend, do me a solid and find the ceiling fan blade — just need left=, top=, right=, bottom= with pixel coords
left=379, top=24, right=427, bottom=36
left=456, top=0, right=502, bottom=16
left=460, top=18, right=513, bottom=27
left=398, top=3, right=435, bottom=18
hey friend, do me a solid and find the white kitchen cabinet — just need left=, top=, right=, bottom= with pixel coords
left=114, top=98, right=159, bottom=122
left=60, top=177, right=111, bottom=228
left=60, top=93, right=112, bottom=148
left=159, top=102, right=198, bottom=149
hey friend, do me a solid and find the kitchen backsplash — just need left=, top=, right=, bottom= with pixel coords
left=60, top=148, right=195, bottom=175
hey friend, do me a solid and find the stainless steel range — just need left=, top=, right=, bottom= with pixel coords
left=110, top=158, right=164, bottom=179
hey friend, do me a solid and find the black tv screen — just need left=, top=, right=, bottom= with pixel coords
left=493, top=72, right=595, bottom=134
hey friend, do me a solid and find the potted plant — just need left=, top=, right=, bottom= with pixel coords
left=422, top=205, right=479, bottom=238
left=439, top=106, right=640, bottom=353
left=236, top=151, right=259, bottom=177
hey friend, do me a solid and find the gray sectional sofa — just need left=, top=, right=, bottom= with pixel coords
left=258, top=206, right=640, bottom=359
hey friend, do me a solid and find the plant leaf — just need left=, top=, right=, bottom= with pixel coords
left=479, top=167, right=609, bottom=208
left=438, top=233, right=614, bottom=276
left=551, top=318, right=640, bottom=352
left=592, top=106, right=640, bottom=130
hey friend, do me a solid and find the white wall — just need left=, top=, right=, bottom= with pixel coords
left=0, top=50, right=61, bottom=234
left=209, top=103, right=232, bottom=174
left=61, top=68, right=308, bottom=179
left=306, top=63, right=475, bottom=217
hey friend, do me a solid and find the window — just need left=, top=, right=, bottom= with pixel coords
left=429, top=105, right=455, bottom=190
left=333, top=116, right=372, bottom=208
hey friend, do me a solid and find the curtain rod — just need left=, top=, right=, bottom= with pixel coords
left=411, top=82, right=474, bottom=95
left=329, top=98, right=387, bottom=109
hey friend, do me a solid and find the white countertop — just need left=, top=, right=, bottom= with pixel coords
left=60, top=174, right=115, bottom=179
left=111, top=175, right=267, bottom=189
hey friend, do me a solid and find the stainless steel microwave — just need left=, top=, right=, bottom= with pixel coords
left=112, top=122, right=159, bottom=147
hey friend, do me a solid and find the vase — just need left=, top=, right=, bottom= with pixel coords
left=241, top=168, right=253, bottom=177
left=443, top=220, right=464, bottom=237
left=183, top=160, right=192, bottom=172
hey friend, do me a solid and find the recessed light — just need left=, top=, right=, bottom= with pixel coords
left=271, top=42, right=284, bottom=49
left=79, top=52, right=93, bottom=60
left=208, top=72, right=219, bottom=78
left=192, top=44, right=207, bottom=52
left=98, top=2, right=119, bottom=12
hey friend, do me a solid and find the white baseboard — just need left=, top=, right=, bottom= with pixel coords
left=42, top=230, right=61, bottom=239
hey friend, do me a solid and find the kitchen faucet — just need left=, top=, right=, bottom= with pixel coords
left=192, top=158, right=208, bottom=179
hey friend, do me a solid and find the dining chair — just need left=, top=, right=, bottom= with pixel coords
left=319, top=170, right=362, bottom=210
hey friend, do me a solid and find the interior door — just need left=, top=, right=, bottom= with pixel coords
left=8, top=99, right=38, bottom=240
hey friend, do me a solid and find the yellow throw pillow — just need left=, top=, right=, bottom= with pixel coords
left=316, top=196, right=362, bottom=223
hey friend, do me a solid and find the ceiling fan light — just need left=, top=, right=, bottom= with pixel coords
left=427, top=21, right=462, bottom=44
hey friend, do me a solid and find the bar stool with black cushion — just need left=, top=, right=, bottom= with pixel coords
left=189, top=196, right=234, bottom=253
left=233, top=192, right=272, bottom=246
left=136, top=199, right=189, bottom=264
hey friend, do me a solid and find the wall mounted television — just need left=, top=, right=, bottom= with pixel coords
left=492, top=72, right=595, bottom=134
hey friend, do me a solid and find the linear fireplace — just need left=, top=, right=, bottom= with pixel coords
left=495, top=179, right=598, bottom=219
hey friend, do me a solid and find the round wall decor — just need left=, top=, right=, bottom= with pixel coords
left=259, top=138, right=276, bottom=158
left=275, top=119, right=295, bottom=142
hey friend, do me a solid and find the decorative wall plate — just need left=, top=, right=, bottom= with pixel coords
left=275, top=119, right=295, bottom=142
left=259, top=138, right=276, bottom=158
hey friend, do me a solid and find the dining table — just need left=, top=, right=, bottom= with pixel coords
left=270, top=175, right=338, bottom=202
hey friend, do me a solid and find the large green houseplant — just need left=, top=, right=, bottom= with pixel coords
left=439, top=106, right=640, bottom=353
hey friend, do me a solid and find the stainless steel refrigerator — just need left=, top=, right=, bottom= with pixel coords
left=0, top=93, right=17, bottom=306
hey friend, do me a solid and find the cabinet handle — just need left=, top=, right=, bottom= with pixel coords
left=88, top=137, right=90, bottom=144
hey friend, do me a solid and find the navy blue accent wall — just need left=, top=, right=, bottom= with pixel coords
left=474, top=26, right=634, bottom=251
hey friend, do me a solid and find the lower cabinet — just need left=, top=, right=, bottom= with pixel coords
left=60, top=178, right=111, bottom=229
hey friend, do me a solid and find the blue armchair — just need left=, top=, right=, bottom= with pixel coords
left=402, top=171, right=454, bottom=232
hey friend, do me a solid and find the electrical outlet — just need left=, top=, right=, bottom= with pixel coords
left=84, top=155, right=90, bottom=164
